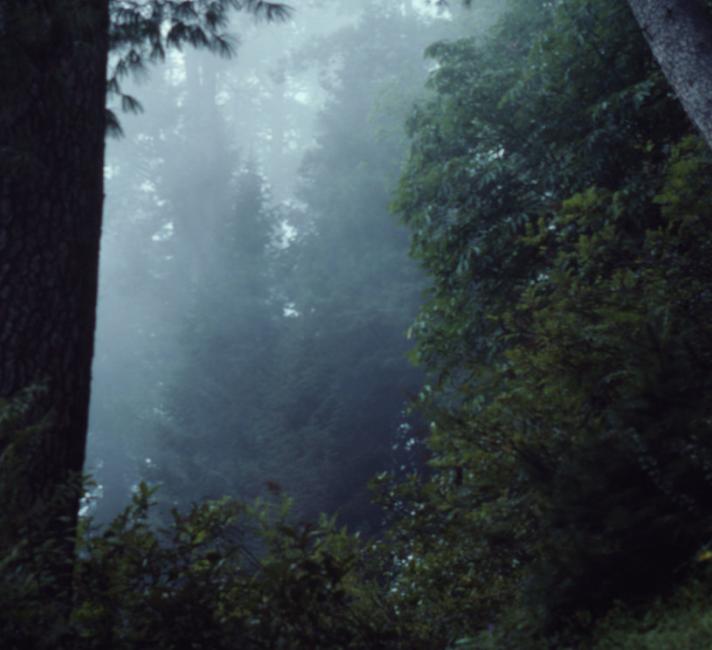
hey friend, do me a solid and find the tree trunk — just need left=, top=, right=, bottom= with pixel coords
left=626, top=0, right=712, bottom=150
left=0, top=0, right=109, bottom=549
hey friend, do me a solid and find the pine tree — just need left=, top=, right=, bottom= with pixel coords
left=157, top=159, right=282, bottom=508
left=265, top=2, right=456, bottom=529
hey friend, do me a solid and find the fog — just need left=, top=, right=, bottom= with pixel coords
left=85, top=0, right=485, bottom=530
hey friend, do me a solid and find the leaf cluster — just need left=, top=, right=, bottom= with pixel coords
left=0, top=480, right=415, bottom=649
left=106, top=0, right=291, bottom=134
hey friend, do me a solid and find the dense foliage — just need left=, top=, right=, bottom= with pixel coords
left=384, top=0, right=712, bottom=644
left=2, top=483, right=386, bottom=649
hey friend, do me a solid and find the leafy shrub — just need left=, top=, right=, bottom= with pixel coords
left=591, top=569, right=712, bottom=649
left=70, top=484, right=404, bottom=649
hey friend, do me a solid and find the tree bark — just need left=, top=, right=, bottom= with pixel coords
left=626, top=0, right=712, bottom=150
left=0, top=0, right=109, bottom=536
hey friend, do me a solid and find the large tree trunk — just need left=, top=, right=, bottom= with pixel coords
left=626, top=0, right=712, bottom=150
left=0, top=0, right=108, bottom=552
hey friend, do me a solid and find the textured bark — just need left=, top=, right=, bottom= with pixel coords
left=0, top=1, right=109, bottom=520
left=627, top=0, right=712, bottom=149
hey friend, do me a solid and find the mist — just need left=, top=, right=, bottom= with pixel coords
left=84, top=0, right=481, bottom=529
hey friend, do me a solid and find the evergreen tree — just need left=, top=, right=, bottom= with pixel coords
left=156, top=158, right=282, bottom=507
left=143, top=2, right=465, bottom=531
left=266, top=1, right=459, bottom=529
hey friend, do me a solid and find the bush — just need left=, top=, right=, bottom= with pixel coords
left=0, top=481, right=412, bottom=649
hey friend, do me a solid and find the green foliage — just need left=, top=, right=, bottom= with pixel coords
left=0, top=384, right=53, bottom=515
left=387, top=0, right=712, bottom=644
left=106, top=0, right=291, bottom=134
left=5, top=472, right=710, bottom=649
left=503, top=149, right=712, bottom=625
left=591, top=569, right=712, bottom=649
left=0, top=386, right=86, bottom=649
left=0, top=481, right=414, bottom=649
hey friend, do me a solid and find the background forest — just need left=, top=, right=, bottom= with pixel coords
left=3, top=0, right=712, bottom=648
left=86, top=0, right=459, bottom=530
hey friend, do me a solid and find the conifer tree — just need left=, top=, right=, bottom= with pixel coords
left=157, top=158, right=282, bottom=508
left=266, top=1, right=456, bottom=528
